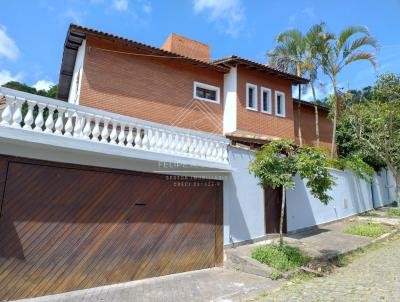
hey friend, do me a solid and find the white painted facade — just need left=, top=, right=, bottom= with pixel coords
left=68, top=40, right=86, bottom=105
left=223, top=67, right=237, bottom=133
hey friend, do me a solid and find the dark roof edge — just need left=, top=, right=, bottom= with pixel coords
left=213, top=55, right=309, bottom=85
left=293, top=98, right=330, bottom=111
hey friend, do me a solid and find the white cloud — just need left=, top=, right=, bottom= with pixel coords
left=142, top=2, right=152, bottom=14
left=193, top=0, right=244, bottom=37
left=288, top=7, right=315, bottom=26
left=0, top=69, right=23, bottom=85
left=65, top=8, right=84, bottom=23
left=0, top=26, right=20, bottom=60
left=33, top=80, right=55, bottom=91
left=113, top=0, right=128, bottom=11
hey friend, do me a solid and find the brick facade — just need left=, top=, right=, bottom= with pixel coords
left=79, top=35, right=224, bottom=134
left=294, top=102, right=333, bottom=151
left=236, top=66, right=295, bottom=140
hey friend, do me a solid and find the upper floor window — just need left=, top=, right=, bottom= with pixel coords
left=246, top=83, right=257, bottom=111
left=275, top=91, right=286, bottom=117
left=193, top=81, right=220, bottom=104
left=261, top=87, right=272, bottom=114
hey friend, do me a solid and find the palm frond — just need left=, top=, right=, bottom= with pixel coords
left=337, top=25, right=370, bottom=52
left=344, top=52, right=377, bottom=69
left=343, top=36, right=379, bottom=58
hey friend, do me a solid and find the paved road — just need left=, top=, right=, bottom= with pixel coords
left=258, top=237, right=400, bottom=302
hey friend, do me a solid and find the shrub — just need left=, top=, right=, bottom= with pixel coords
left=251, top=244, right=310, bottom=272
left=343, top=222, right=386, bottom=238
left=386, top=208, right=400, bottom=217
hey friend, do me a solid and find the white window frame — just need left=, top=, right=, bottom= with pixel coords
left=246, top=83, right=258, bottom=111
left=275, top=91, right=286, bottom=117
left=193, top=81, right=220, bottom=104
left=260, top=87, right=272, bottom=114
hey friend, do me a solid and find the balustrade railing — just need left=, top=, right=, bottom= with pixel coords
left=0, top=88, right=229, bottom=164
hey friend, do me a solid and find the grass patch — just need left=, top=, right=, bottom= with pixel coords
left=251, top=244, right=310, bottom=272
left=386, top=208, right=400, bottom=217
left=343, top=222, right=386, bottom=238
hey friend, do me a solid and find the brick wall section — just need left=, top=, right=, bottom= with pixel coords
left=79, top=35, right=224, bottom=134
left=294, top=103, right=334, bottom=151
left=236, top=66, right=295, bottom=139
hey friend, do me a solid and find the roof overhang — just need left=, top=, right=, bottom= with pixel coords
left=213, top=56, right=309, bottom=85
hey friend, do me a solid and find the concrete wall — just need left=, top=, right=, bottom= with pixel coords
left=372, top=169, right=397, bottom=207
left=223, top=146, right=265, bottom=245
left=287, top=169, right=375, bottom=232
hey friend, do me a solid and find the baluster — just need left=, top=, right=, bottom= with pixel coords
left=153, top=129, right=161, bottom=151
left=160, top=130, right=168, bottom=152
left=181, top=135, right=189, bottom=155
left=44, top=105, right=56, bottom=133
left=148, top=128, right=156, bottom=151
left=216, top=143, right=223, bottom=162
left=126, top=124, right=134, bottom=147
left=134, top=126, right=142, bottom=149
left=23, top=100, right=35, bottom=130
left=188, top=136, right=195, bottom=156
left=223, top=143, right=228, bottom=163
left=82, top=114, right=93, bottom=140
left=1, top=95, right=14, bottom=125
left=34, top=104, right=45, bottom=132
left=109, top=120, right=118, bottom=144
left=168, top=132, right=175, bottom=153
left=118, top=123, right=126, bottom=146
left=205, top=140, right=212, bottom=159
left=54, top=107, right=66, bottom=135
left=64, top=110, right=74, bottom=136
left=91, top=116, right=101, bottom=141
left=11, top=97, right=24, bottom=128
left=195, top=139, right=202, bottom=158
left=200, top=140, right=207, bottom=159
left=101, top=117, right=110, bottom=142
left=142, top=127, right=149, bottom=150
left=210, top=142, right=217, bottom=160
left=73, top=112, right=83, bottom=137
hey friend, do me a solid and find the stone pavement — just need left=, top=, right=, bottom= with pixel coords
left=15, top=268, right=282, bottom=302
left=256, top=236, right=400, bottom=302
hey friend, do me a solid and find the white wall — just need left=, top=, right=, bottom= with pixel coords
left=68, top=40, right=86, bottom=104
left=372, top=169, right=397, bottom=207
left=286, top=169, right=374, bottom=232
left=223, top=146, right=265, bottom=245
left=223, top=67, right=237, bottom=134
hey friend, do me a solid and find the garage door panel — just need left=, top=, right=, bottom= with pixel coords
left=0, top=156, right=222, bottom=301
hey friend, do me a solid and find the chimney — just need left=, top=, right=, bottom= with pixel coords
left=161, top=33, right=210, bottom=63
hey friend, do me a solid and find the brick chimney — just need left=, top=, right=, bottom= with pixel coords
left=161, top=33, right=210, bottom=63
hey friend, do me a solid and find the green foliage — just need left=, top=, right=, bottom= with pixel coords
left=390, top=201, right=398, bottom=207
left=343, top=222, right=386, bottom=238
left=330, top=154, right=375, bottom=181
left=250, top=139, right=334, bottom=204
left=372, top=73, right=400, bottom=104
left=251, top=244, right=310, bottom=272
left=2, top=81, right=58, bottom=99
left=386, top=208, right=400, bottom=217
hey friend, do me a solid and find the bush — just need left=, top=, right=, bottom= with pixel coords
left=386, top=208, right=400, bottom=217
left=343, top=222, right=386, bottom=238
left=251, top=244, right=310, bottom=272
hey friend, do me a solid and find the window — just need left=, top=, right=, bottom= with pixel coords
left=246, top=83, right=257, bottom=110
left=261, top=87, right=272, bottom=114
left=193, top=81, right=220, bottom=103
left=275, top=91, right=286, bottom=117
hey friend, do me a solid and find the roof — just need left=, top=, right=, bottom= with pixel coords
left=57, top=24, right=229, bottom=100
left=292, top=98, right=330, bottom=111
left=213, top=55, right=309, bottom=85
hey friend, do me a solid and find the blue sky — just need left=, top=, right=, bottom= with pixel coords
left=1, top=0, right=399, bottom=99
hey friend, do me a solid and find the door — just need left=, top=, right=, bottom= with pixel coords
left=0, top=155, right=223, bottom=300
left=264, top=186, right=286, bottom=234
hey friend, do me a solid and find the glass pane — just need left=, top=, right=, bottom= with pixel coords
left=248, top=87, right=254, bottom=108
left=263, top=91, right=268, bottom=111
left=196, top=86, right=217, bottom=101
left=277, top=95, right=282, bottom=114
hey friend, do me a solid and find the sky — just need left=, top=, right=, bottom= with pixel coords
left=0, top=0, right=399, bottom=99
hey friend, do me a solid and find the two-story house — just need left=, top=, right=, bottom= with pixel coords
left=0, top=24, right=334, bottom=300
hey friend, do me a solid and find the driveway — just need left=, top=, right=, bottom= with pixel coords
left=15, top=268, right=282, bottom=302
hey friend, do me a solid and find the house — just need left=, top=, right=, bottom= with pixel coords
left=0, top=24, right=392, bottom=301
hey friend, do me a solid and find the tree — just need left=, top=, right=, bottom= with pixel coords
left=320, top=26, right=379, bottom=157
left=342, top=73, right=400, bottom=202
left=2, top=81, right=58, bottom=99
left=249, top=139, right=334, bottom=244
left=268, top=30, right=306, bottom=146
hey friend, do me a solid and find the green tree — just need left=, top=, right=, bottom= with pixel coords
left=2, top=81, right=58, bottom=98
left=320, top=26, right=379, bottom=157
left=249, top=139, right=334, bottom=244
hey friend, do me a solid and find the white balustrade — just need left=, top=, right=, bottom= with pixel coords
left=0, top=89, right=229, bottom=164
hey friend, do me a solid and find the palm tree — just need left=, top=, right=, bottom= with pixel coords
left=320, top=26, right=379, bottom=157
left=303, top=23, right=332, bottom=147
left=268, top=30, right=307, bottom=146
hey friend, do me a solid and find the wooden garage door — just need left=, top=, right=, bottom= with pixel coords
left=0, top=156, right=222, bottom=301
